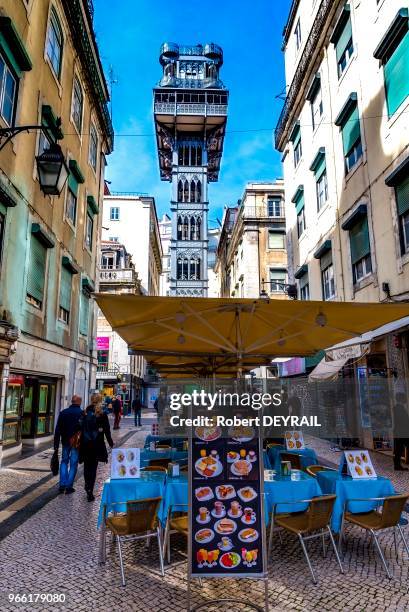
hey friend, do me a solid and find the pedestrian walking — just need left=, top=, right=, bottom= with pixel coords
left=79, top=393, right=113, bottom=501
left=112, top=394, right=122, bottom=430
left=53, top=394, right=83, bottom=494
left=132, top=395, right=142, bottom=427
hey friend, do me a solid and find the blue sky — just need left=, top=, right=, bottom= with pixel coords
left=94, top=0, right=292, bottom=223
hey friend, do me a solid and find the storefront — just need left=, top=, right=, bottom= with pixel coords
left=4, top=373, right=59, bottom=449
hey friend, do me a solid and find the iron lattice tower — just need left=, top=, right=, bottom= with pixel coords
left=153, top=43, right=228, bottom=296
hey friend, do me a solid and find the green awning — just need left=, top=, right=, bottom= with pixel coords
left=374, top=8, right=408, bottom=62
left=69, top=160, right=85, bottom=184
left=0, top=17, right=32, bottom=75
left=62, top=255, right=79, bottom=274
left=42, top=105, right=64, bottom=141
left=31, top=223, right=54, bottom=249
left=87, top=195, right=99, bottom=215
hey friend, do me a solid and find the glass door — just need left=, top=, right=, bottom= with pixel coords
left=4, top=375, right=24, bottom=446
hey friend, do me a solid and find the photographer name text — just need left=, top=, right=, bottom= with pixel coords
left=169, top=415, right=321, bottom=428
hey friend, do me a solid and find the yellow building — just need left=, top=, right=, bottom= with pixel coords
left=0, top=0, right=113, bottom=462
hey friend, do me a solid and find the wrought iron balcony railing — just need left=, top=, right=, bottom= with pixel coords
left=274, top=0, right=337, bottom=150
left=241, top=205, right=286, bottom=220
left=99, top=267, right=136, bottom=283
left=154, top=102, right=227, bottom=116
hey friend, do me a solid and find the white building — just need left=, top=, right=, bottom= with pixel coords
left=208, top=228, right=221, bottom=297
left=159, top=213, right=172, bottom=296
left=102, top=193, right=163, bottom=296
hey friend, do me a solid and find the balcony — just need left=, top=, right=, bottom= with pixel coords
left=242, top=204, right=285, bottom=220
left=154, top=102, right=227, bottom=116
left=96, top=363, right=130, bottom=380
left=99, top=267, right=137, bottom=284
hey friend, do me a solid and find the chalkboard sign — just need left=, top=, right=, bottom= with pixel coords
left=189, top=425, right=266, bottom=578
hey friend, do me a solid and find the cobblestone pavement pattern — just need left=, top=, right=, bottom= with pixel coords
left=0, top=418, right=408, bottom=611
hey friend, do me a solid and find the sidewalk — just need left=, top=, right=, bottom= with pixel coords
left=0, top=427, right=408, bottom=611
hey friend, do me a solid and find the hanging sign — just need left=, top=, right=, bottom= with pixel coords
left=190, top=424, right=266, bottom=577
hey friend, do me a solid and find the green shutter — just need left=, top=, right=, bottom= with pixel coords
left=396, top=176, right=409, bottom=216
left=320, top=250, right=333, bottom=271
left=27, top=236, right=46, bottom=302
left=342, top=106, right=360, bottom=155
left=293, top=127, right=301, bottom=148
left=80, top=292, right=90, bottom=336
left=314, top=156, right=326, bottom=180
left=59, top=265, right=72, bottom=311
left=299, top=272, right=309, bottom=289
left=350, top=216, right=370, bottom=263
left=295, top=194, right=305, bottom=214
left=68, top=174, right=78, bottom=196
left=336, top=18, right=352, bottom=62
left=384, top=32, right=409, bottom=117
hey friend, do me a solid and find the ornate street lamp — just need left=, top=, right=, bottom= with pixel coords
left=260, top=279, right=298, bottom=300
left=36, top=142, right=69, bottom=196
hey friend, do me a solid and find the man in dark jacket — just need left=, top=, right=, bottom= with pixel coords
left=54, top=395, right=83, bottom=494
left=132, top=395, right=142, bottom=427
left=112, top=395, right=122, bottom=430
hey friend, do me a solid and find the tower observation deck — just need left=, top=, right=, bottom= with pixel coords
left=153, top=43, right=228, bottom=296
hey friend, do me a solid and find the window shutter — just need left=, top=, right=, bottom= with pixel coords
left=293, top=127, right=301, bottom=148
left=314, top=156, right=326, bottom=180
left=320, top=250, right=332, bottom=271
left=295, top=194, right=305, bottom=215
left=396, top=176, right=409, bottom=216
left=59, top=265, right=72, bottom=311
left=335, top=18, right=352, bottom=62
left=299, top=272, right=309, bottom=289
left=384, top=32, right=409, bottom=117
left=342, top=106, right=360, bottom=154
left=80, top=292, right=89, bottom=336
left=27, top=236, right=46, bottom=302
left=349, top=216, right=370, bottom=263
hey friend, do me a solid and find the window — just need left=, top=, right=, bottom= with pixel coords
left=297, top=207, right=306, bottom=237
left=294, top=18, right=302, bottom=51
left=321, top=259, right=335, bottom=300
left=353, top=253, right=372, bottom=283
left=0, top=53, right=17, bottom=125
left=66, top=188, right=77, bottom=226
left=79, top=291, right=90, bottom=337
left=38, top=129, right=52, bottom=156
left=316, top=170, right=328, bottom=210
left=300, top=283, right=310, bottom=300
left=0, top=212, right=5, bottom=271
left=89, top=122, right=98, bottom=171
left=59, top=265, right=72, bottom=324
left=267, top=198, right=282, bottom=217
left=46, top=8, right=63, bottom=78
left=375, top=12, right=409, bottom=117
left=269, top=269, right=287, bottom=293
left=333, top=15, right=354, bottom=78
left=26, top=236, right=47, bottom=309
left=71, top=76, right=83, bottom=132
left=337, top=97, right=362, bottom=174
left=110, top=207, right=120, bottom=221
left=101, top=252, right=115, bottom=269
left=346, top=213, right=372, bottom=284
left=395, top=175, right=409, bottom=255
left=109, top=236, right=118, bottom=243
left=293, top=131, right=302, bottom=167
left=268, top=232, right=285, bottom=249
left=85, top=211, right=93, bottom=250
left=311, top=86, right=323, bottom=130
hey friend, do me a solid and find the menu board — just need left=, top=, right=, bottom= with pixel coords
left=111, top=448, right=141, bottom=479
left=190, top=425, right=265, bottom=577
left=285, top=431, right=305, bottom=451
left=340, top=450, right=377, bottom=479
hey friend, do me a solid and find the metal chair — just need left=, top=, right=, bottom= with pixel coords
left=339, top=493, right=409, bottom=579
left=105, top=497, right=164, bottom=585
left=306, top=465, right=338, bottom=477
left=141, top=465, right=167, bottom=473
left=268, top=494, right=343, bottom=584
left=156, top=444, right=172, bottom=450
left=280, top=452, right=303, bottom=471
left=163, top=503, right=188, bottom=564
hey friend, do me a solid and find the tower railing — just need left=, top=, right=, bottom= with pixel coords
left=154, top=102, right=228, bottom=116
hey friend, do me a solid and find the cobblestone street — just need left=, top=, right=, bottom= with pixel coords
left=0, top=417, right=408, bottom=611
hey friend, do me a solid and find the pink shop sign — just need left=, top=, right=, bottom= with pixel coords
left=96, top=336, right=110, bottom=350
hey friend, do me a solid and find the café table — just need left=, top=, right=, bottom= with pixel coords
left=264, top=472, right=322, bottom=519
left=97, top=471, right=167, bottom=563
left=316, top=470, right=395, bottom=533
left=267, top=445, right=318, bottom=471
left=160, top=473, right=189, bottom=524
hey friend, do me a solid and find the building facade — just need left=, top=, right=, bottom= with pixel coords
left=276, top=0, right=409, bottom=448
left=216, top=182, right=287, bottom=299
left=207, top=227, right=220, bottom=297
left=102, top=194, right=162, bottom=296
left=0, top=0, right=113, bottom=462
left=159, top=213, right=171, bottom=296
left=96, top=241, right=144, bottom=410
left=153, top=43, right=228, bottom=296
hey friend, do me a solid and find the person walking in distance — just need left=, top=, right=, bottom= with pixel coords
left=132, top=394, right=142, bottom=427
left=112, top=394, right=122, bottom=430
left=79, top=393, right=113, bottom=501
left=53, top=395, right=83, bottom=494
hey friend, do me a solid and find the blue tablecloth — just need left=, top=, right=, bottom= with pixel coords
left=317, top=471, right=395, bottom=533
left=268, top=445, right=318, bottom=471
left=97, top=472, right=166, bottom=528
left=264, top=472, right=322, bottom=520
left=140, top=450, right=188, bottom=466
left=144, top=435, right=186, bottom=450
left=160, top=474, right=188, bottom=523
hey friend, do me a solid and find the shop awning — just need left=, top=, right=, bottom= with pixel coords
left=308, top=358, right=348, bottom=382
left=94, top=294, right=409, bottom=377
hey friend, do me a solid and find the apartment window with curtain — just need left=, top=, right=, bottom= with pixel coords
left=331, top=7, right=354, bottom=78
left=335, top=94, right=362, bottom=174
left=85, top=211, right=93, bottom=250
left=268, top=231, right=285, bottom=249
left=0, top=53, right=17, bottom=125
left=269, top=269, right=287, bottom=293
left=315, top=243, right=335, bottom=300
left=59, top=264, right=72, bottom=324
left=46, top=8, right=63, bottom=78
left=342, top=206, right=372, bottom=283
left=89, top=122, right=98, bottom=171
left=110, top=207, right=120, bottom=220
left=290, top=122, right=302, bottom=167
left=374, top=9, right=409, bottom=118
left=26, top=236, right=47, bottom=309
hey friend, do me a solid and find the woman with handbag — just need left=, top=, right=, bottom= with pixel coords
left=79, top=393, right=114, bottom=502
